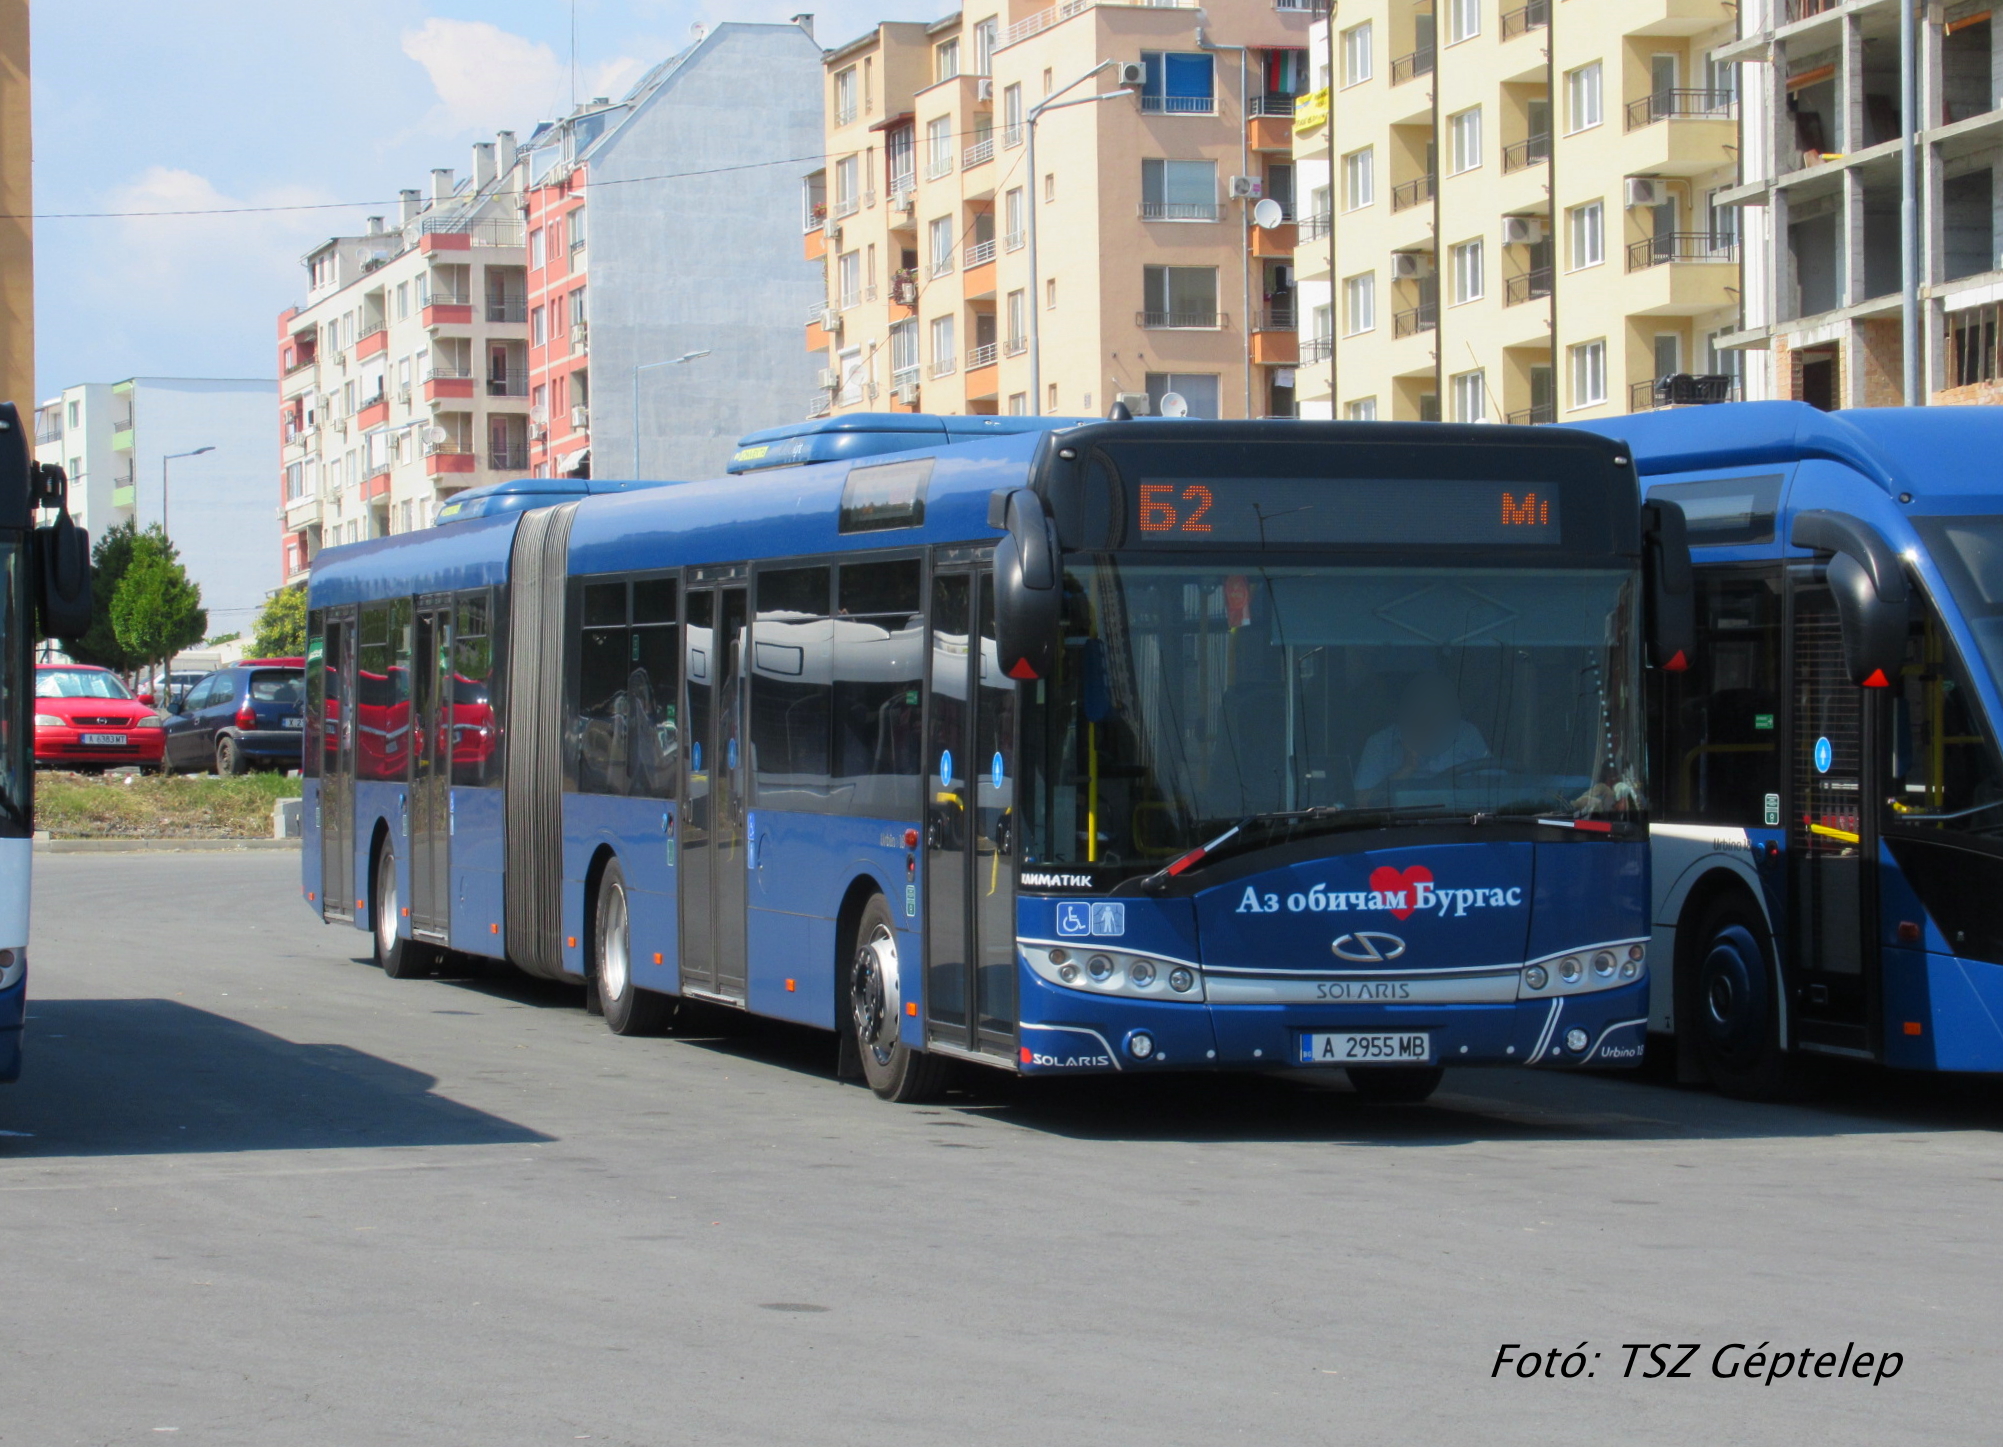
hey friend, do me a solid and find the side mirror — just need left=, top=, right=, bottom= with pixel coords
left=1792, top=510, right=1908, bottom=687
left=165, top=697, right=183, bottom=715
left=138, top=692, right=156, bottom=707
left=989, top=486, right=1061, bottom=682
left=23, top=461, right=91, bottom=639
left=1641, top=498, right=1694, bottom=672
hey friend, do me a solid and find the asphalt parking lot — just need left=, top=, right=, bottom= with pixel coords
left=3, top=852, right=1996, bottom=1445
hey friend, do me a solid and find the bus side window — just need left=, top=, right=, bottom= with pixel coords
left=835, top=557, right=924, bottom=815
left=1661, top=569, right=1783, bottom=826
left=356, top=598, right=412, bottom=783
left=752, top=564, right=834, bottom=807
left=452, top=590, right=500, bottom=788
left=576, top=579, right=631, bottom=796
left=304, top=608, right=325, bottom=780
left=630, top=577, right=679, bottom=800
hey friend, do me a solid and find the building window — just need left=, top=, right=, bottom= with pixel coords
left=1345, top=397, right=1379, bottom=420
left=1449, top=107, right=1482, bottom=173
left=1450, top=369, right=1486, bottom=422
left=926, top=116, right=953, bottom=179
left=396, top=282, right=409, bottom=320
left=890, top=319, right=919, bottom=381
left=928, top=217, right=954, bottom=278
left=1140, top=52, right=1216, bottom=114
left=1143, top=373, right=1220, bottom=418
left=1312, top=303, right=1333, bottom=343
left=1004, top=187, right=1026, bottom=248
left=1343, top=272, right=1376, bottom=334
left=1707, top=188, right=1741, bottom=248
left=1046, top=277, right=1057, bottom=309
left=1341, top=22, right=1373, bottom=86
left=531, top=306, right=546, bottom=346
left=1446, top=0, right=1480, bottom=44
left=839, top=250, right=862, bottom=308
left=1141, top=158, right=1220, bottom=220
left=1567, top=200, right=1604, bottom=269
left=1342, top=147, right=1375, bottom=209
left=569, top=286, right=586, bottom=332
left=936, top=38, right=960, bottom=84
left=530, top=228, right=546, bottom=269
left=974, top=18, right=998, bottom=74
left=930, top=315, right=956, bottom=376
left=1566, top=62, right=1603, bottom=132
left=1569, top=338, right=1607, bottom=407
left=569, top=205, right=586, bottom=250
left=835, top=66, right=858, bottom=125
left=1008, top=392, right=1027, bottom=415
left=1047, top=382, right=1058, bottom=411
left=1003, top=83, right=1024, bottom=145
left=1142, top=265, right=1219, bottom=327
left=1044, top=171, right=1055, bottom=202
left=1006, top=289, right=1027, bottom=352
left=1449, top=238, right=1484, bottom=303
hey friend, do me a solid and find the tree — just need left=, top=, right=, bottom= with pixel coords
left=250, top=584, right=306, bottom=658
left=65, top=518, right=141, bottom=671
left=110, top=530, right=207, bottom=693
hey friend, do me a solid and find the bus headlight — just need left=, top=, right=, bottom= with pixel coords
left=1169, top=967, right=1195, bottom=993
left=1592, top=950, right=1617, bottom=978
left=1087, top=954, right=1115, bottom=982
left=1522, top=964, right=1548, bottom=991
left=1058, top=962, right=1079, bottom=983
left=1559, top=956, right=1582, bottom=984
left=1129, top=959, right=1157, bottom=987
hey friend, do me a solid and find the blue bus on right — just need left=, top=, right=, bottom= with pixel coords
left=1576, top=402, right=2003, bottom=1097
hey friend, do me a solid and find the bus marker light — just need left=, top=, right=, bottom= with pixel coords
left=490, top=923, right=500, bottom=934
left=1559, top=956, right=1582, bottom=983
left=1169, top=967, right=1195, bottom=993
left=1127, top=1031, right=1156, bottom=1060
left=1564, top=1028, right=1588, bottom=1053
left=905, top=1002, right=918, bottom=1016
left=653, top=952, right=664, bottom=965
left=307, top=892, right=316, bottom=902
left=785, top=978, right=796, bottom=991
left=1007, top=658, right=1039, bottom=680
left=1904, top=1021, right=1923, bottom=1036
left=1522, top=965, right=1548, bottom=990
left=1020, top=1046, right=1034, bottom=1064
left=566, top=936, right=577, bottom=949
left=356, top=899, right=365, bottom=910
left=401, top=907, right=409, bottom=917
left=1897, top=921, right=1921, bottom=943
left=903, top=829, right=919, bottom=848
left=1592, top=951, right=1616, bottom=977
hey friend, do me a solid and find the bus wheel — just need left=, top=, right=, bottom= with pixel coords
left=373, top=844, right=435, bottom=980
left=849, top=894, right=948, bottom=1103
left=594, top=858, right=671, bottom=1036
left=1346, top=1066, right=1445, bottom=1103
left=1690, top=898, right=1796, bottom=1100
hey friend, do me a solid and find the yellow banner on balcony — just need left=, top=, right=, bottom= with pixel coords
left=1293, top=88, right=1330, bottom=135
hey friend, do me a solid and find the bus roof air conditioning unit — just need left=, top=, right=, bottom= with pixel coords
left=1625, top=177, right=1661, bottom=209
left=1503, top=215, right=1545, bottom=245
left=1228, top=175, right=1264, bottom=199
left=1117, top=61, right=1146, bottom=86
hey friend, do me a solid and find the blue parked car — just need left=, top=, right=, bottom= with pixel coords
left=160, top=658, right=307, bottom=775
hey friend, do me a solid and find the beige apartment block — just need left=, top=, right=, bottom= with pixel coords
left=1721, top=0, right=2003, bottom=409
left=0, top=0, right=32, bottom=414
left=276, top=142, right=529, bottom=581
left=1294, top=0, right=1740, bottom=425
left=804, top=0, right=1317, bottom=422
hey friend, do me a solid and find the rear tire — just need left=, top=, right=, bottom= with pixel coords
left=216, top=735, right=247, bottom=776
left=373, top=843, right=436, bottom=980
left=1687, top=894, right=1798, bottom=1100
left=594, top=858, right=673, bottom=1036
left=1346, top=1066, right=1445, bottom=1103
left=848, top=894, right=949, bottom=1103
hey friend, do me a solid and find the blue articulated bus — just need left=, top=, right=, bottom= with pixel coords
left=1577, top=402, right=2003, bottom=1097
left=299, top=416, right=1691, bottom=1103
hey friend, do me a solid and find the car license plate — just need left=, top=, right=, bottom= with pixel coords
left=79, top=733, right=128, bottom=746
left=1298, top=1031, right=1432, bottom=1065
left=282, top=717, right=303, bottom=729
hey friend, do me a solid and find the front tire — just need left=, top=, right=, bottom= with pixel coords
left=1346, top=1066, right=1445, bottom=1103
left=373, top=843, right=436, bottom=979
left=1687, top=895, right=1797, bottom=1100
left=594, top=858, right=672, bottom=1036
left=848, top=894, right=949, bottom=1103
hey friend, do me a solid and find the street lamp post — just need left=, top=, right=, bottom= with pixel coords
left=630, top=350, right=713, bottom=476
left=161, top=445, right=214, bottom=544
left=1026, top=65, right=1133, bottom=416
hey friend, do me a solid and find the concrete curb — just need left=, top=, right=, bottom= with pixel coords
left=33, top=837, right=301, bottom=854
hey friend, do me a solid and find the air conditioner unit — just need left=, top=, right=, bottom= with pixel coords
left=820, top=307, right=844, bottom=333
left=817, top=368, right=840, bottom=390
left=395, top=386, right=412, bottom=405
left=571, top=406, right=589, bottom=429
left=890, top=192, right=914, bottom=215
left=332, top=351, right=347, bottom=367
left=893, top=381, right=920, bottom=405
left=1391, top=251, right=1434, bottom=279
left=1625, top=177, right=1662, bottom=209
left=1117, top=61, right=1147, bottom=86
left=976, top=77, right=993, bottom=100
left=1502, top=215, right=1546, bottom=245
left=823, top=219, right=842, bottom=244
left=1115, top=391, right=1152, bottom=415
left=1228, top=175, right=1263, bottom=200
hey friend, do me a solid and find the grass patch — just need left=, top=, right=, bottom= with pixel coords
left=34, top=771, right=303, bottom=839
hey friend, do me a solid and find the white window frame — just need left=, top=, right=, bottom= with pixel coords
left=1449, top=107, right=1482, bottom=174
left=1344, top=397, right=1378, bottom=421
left=1569, top=338, right=1607, bottom=408
left=1567, top=200, right=1605, bottom=270
left=1565, top=62, right=1603, bottom=133
left=1343, top=271, right=1376, bottom=335
left=1342, top=148, right=1375, bottom=210
left=1449, top=369, right=1486, bottom=423
left=834, top=67, right=858, bottom=125
left=1446, top=0, right=1480, bottom=45
left=1449, top=238, right=1484, bottom=304
left=1341, top=22, right=1373, bottom=86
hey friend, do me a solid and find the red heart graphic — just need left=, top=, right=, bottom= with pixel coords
left=1369, top=865, right=1433, bottom=920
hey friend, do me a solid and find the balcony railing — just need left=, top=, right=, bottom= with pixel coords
left=1499, top=0, right=1548, bottom=39
left=930, top=356, right=956, bottom=378
left=1501, top=133, right=1551, bottom=172
left=1390, top=174, right=1435, bottom=212
left=425, top=291, right=472, bottom=308
left=1626, top=232, right=1739, bottom=270
left=1141, top=201, right=1225, bottom=221
left=1391, top=48, right=1435, bottom=85
left=929, top=254, right=954, bottom=279
left=832, top=195, right=861, bottom=220
left=1505, top=402, right=1555, bottom=425
left=1298, top=209, right=1332, bottom=241
left=966, top=342, right=999, bottom=369
left=1630, top=374, right=1740, bottom=411
left=1300, top=335, right=1333, bottom=362
left=806, top=393, right=833, bottom=419
left=836, top=101, right=857, bottom=126
left=1138, top=310, right=1225, bottom=329
left=964, top=137, right=995, bottom=167
left=359, top=321, right=386, bottom=341
left=1273, top=0, right=1328, bottom=11
left=804, top=201, right=827, bottom=232
left=284, top=352, right=318, bottom=375
left=926, top=154, right=954, bottom=180
left=1503, top=267, right=1552, bottom=306
left=426, top=366, right=474, bottom=381
left=1004, top=336, right=1028, bottom=357
left=1787, top=0, right=1838, bottom=20
left=415, top=216, right=525, bottom=248
left=1004, top=228, right=1026, bottom=251
left=1392, top=302, right=1437, bottom=338
left=1003, top=124, right=1024, bottom=149
left=489, top=446, right=530, bottom=470
left=1625, top=89, right=1737, bottom=130
left=1247, top=93, right=1297, bottom=118
left=1140, top=94, right=1217, bottom=114
left=1255, top=304, right=1297, bottom=332
left=965, top=239, right=997, bottom=267
left=486, top=370, right=529, bottom=397
left=487, top=300, right=527, bottom=323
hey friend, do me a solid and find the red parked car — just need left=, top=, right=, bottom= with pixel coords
left=33, top=664, right=166, bottom=772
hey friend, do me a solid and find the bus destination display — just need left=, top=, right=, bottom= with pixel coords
left=1130, top=477, right=1562, bottom=547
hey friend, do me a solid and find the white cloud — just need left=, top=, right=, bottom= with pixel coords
left=401, top=18, right=647, bottom=134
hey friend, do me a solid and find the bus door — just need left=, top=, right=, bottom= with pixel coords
left=680, top=573, right=750, bottom=1000
left=407, top=595, right=453, bottom=942
left=1787, top=573, right=1876, bottom=1053
left=924, top=560, right=1019, bottom=1059
left=320, top=605, right=357, bottom=921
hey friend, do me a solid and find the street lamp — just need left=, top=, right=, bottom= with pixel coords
left=1026, top=66, right=1134, bottom=415
left=161, top=445, right=214, bottom=543
left=631, top=350, right=712, bottom=476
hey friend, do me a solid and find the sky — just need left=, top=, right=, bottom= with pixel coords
left=30, top=0, right=939, bottom=399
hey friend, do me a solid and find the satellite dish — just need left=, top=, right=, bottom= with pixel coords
left=1252, top=198, right=1284, bottom=230
left=529, top=404, right=549, bottom=425
left=423, top=424, right=448, bottom=445
left=1159, top=392, right=1189, bottom=418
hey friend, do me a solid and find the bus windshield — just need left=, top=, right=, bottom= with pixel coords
left=1919, top=516, right=2003, bottom=690
left=1021, top=557, right=1644, bottom=880
left=0, top=539, right=28, bottom=834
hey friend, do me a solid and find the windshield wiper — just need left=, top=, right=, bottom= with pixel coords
left=1136, top=805, right=1453, bottom=891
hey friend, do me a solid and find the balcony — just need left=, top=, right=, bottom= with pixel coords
left=1247, top=94, right=1297, bottom=118
left=422, top=301, right=474, bottom=329
left=966, top=342, right=999, bottom=370
left=803, top=202, right=827, bottom=233
left=965, top=239, right=997, bottom=267
left=486, top=370, right=530, bottom=398
left=1391, top=48, right=1435, bottom=86
left=1138, top=310, right=1225, bottom=329
left=1390, top=174, right=1435, bottom=213
left=1141, top=201, right=1225, bottom=222
left=1392, top=302, right=1437, bottom=338
left=356, top=325, right=388, bottom=360
left=284, top=349, right=318, bottom=376
left=424, top=445, right=476, bottom=476
left=1300, top=335, right=1333, bottom=363
left=1002, top=0, right=1097, bottom=49
left=1505, top=403, right=1555, bottom=425
left=1787, top=0, right=1837, bottom=19
left=490, top=446, right=530, bottom=471
left=1501, top=134, right=1550, bottom=173
left=416, top=217, right=525, bottom=250
left=1140, top=95, right=1217, bottom=115
left=1255, top=304, right=1297, bottom=332
left=1629, top=374, right=1740, bottom=411
left=1298, top=210, right=1332, bottom=241
left=487, top=299, right=527, bottom=324
left=1625, top=90, right=1737, bottom=131
left=1626, top=232, right=1738, bottom=271
left=964, top=138, right=995, bottom=168
left=357, top=396, right=390, bottom=430
left=111, top=484, right=136, bottom=509
left=1499, top=0, right=1548, bottom=39
left=423, top=370, right=476, bottom=402
left=1503, top=267, right=1552, bottom=306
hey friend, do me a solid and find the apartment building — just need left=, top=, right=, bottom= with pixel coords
left=522, top=21, right=824, bottom=480
left=32, top=377, right=280, bottom=632
left=1294, top=0, right=1740, bottom=424
left=805, top=0, right=1316, bottom=423
left=0, top=0, right=31, bottom=412
left=1723, top=0, right=2003, bottom=407
left=276, top=141, right=529, bottom=581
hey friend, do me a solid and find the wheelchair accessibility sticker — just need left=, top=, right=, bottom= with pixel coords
left=1057, top=901, right=1126, bottom=937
